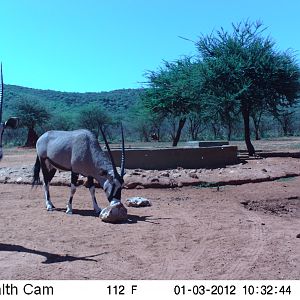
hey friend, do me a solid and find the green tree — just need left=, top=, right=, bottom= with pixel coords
left=128, top=101, right=165, bottom=142
left=77, top=104, right=112, bottom=138
left=197, top=20, right=300, bottom=155
left=273, top=107, right=296, bottom=136
left=202, top=93, right=239, bottom=141
left=45, top=113, right=74, bottom=131
left=187, top=110, right=207, bottom=141
left=143, top=57, right=202, bottom=146
left=13, top=100, right=51, bottom=147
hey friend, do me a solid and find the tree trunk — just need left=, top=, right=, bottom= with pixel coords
left=188, top=116, right=199, bottom=141
left=25, top=127, right=39, bottom=147
left=157, top=128, right=160, bottom=141
left=172, top=117, right=186, bottom=146
left=251, top=113, right=262, bottom=140
left=281, top=118, right=290, bottom=136
left=211, top=122, right=219, bottom=139
left=254, top=126, right=260, bottom=140
left=143, top=128, right=150, bottom=142
left=242, top=109, right=255, bottom=156
left=227, top=123, right=232, bottom=141
left=252, top=118, right=260, bottom=140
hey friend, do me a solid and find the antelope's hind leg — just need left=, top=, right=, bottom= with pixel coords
left=66, top=172, right=79, bottom=214
left=41, top=159, right=56, bottom=211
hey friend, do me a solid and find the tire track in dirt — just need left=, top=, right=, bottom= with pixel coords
left=219, top=203, right=266, bottom=279
left=156, top=203, right=213, bottom=280
left=155, top=189, right=268, bottom=280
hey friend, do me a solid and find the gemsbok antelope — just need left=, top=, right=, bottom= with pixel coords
left=0, top=63, right=20, bottom=160
left=32, top=126, right=125, bottom=215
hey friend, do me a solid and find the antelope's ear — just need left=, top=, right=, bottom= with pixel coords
left=5, top=117, right=19, bottom=129
left=99, top=168, right=108, bottom=177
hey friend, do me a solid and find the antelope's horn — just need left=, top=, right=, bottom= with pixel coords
left=0, top=63, right=4, bottom=124
left=99, top=126, right=119, bottom=179
left=120, top=123, right=125, bottom=178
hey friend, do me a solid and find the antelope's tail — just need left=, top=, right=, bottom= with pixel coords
left=32, top=156, right=41, bottom=186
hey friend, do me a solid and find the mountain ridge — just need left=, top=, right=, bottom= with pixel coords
left=3, top=84, right=143, bottom=115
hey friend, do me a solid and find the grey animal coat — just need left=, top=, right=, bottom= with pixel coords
left=36, top=129, right=113, bottom=184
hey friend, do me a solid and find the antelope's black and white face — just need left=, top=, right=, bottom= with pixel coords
left=103, top=175, right=124, bottom=205
left=0, top=64, right=20, bottom=160
left=0, top=118, right=19, bottom=160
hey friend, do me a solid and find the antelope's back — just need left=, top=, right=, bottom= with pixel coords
left=36, top=129, right=97, bottom=172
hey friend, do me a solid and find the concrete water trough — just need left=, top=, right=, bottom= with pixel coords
left=111, top=143, right=238, bottom=170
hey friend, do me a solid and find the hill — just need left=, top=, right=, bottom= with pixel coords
left=3, top=84, right=143, bottom=116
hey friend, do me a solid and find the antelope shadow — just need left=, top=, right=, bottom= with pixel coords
left=53, top=208, right=159, bottom=224
left=55, top=207, right=98, bottom=217
left=0, top=243, right=108, bottom=264
left=126, top=214, right=170, bottom=224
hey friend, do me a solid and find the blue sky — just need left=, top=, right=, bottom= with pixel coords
left=0, top=0, right=300, bottom=92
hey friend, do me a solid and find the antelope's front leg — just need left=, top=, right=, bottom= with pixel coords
left=66, top=173, right=78, bottom=214
left=86, top=177, right=101, bottom=214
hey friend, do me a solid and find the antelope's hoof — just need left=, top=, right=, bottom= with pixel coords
left=66, top=207, right=73, bottom=214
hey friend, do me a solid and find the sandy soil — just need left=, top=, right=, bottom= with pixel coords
left=0, top=147, right=299, bottom=280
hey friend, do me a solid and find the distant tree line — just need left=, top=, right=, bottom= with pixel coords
left=2, top=20, right=300, bottom=155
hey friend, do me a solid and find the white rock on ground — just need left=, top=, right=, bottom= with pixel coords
left=99, top=202, right=128, bottom=223
left=125, top=197, right=151, bottom=207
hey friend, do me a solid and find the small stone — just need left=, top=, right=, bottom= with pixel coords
left=240, top=200, right=250, bottom=205
left=124, top=182, right=139, bottom=189
left=125, top=197, right=151, bottom=207
left=160, top=172, right=170, bottom=177
left=296, top=234, right=300, bottom=238
left=150, top=177, right=159, bottom=183
left=132, top=172, right=142, bottom=176
left=173, top=173, right=181, bottom=178
left=189, top=173, right=198, bottom=179
left=136, top=185, right=145, bottom=189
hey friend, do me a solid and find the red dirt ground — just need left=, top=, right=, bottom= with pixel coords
left=0, top=147, right=299, bottom=280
